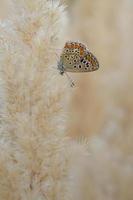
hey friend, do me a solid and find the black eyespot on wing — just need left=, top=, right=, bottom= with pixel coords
left=86, top=63, right=89, bottom=67
left=74, top=66, right=77, bottom=68
left=80, top=58, right=84, bottom=62
left=79, top=65, right=82, bottom=68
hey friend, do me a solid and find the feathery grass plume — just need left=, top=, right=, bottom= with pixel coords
left=0, top=0, right=89, bottom=199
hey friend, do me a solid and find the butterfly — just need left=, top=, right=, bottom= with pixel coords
left=57, top=41, right=99, bottom=75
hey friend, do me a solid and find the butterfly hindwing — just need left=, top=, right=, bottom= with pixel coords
left=85, top=51, right=99, bottom=71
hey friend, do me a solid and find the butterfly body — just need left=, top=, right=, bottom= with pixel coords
left=58, top=41, right=99, bottom=75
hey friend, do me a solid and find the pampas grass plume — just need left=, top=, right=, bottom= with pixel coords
left=0, top=0, right=88, bottom=199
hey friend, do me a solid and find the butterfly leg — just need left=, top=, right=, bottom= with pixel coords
left=64, top=72, right=75, bottom=87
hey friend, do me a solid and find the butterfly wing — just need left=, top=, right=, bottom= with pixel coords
left=58, top=41, right=99, bottom=73
left=84, top=51, right=99, bottom=71
left=72, top=51, right=99, bottom=72
left=62, top=51, right=99, bottom=73
left=60, top=42, right=87, bottom=72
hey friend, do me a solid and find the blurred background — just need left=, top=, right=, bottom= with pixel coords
left=65, top=0, right=133, bottom=199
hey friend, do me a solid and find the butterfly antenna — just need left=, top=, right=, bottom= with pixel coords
left=64, top=72, right=75, bottom=87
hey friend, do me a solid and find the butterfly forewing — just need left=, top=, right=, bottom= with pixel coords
left=58, top=41, right=99, bottom=74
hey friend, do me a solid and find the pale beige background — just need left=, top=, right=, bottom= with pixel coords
left=66, top=0, right=133, bottom=139
left=66, top=1, right=133, bottom=199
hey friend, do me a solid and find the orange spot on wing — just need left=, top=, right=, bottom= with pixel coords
left=80, top=51, right=83, bottom=55
left=79, top=47, right=84, bottom=55
left=75, top=44, right=79, bottom=48
left=64, top=44, right=68, bottom=48
left=65, top=42, right=71, bottom=48
left=71, top=43, right=75, bottom=48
